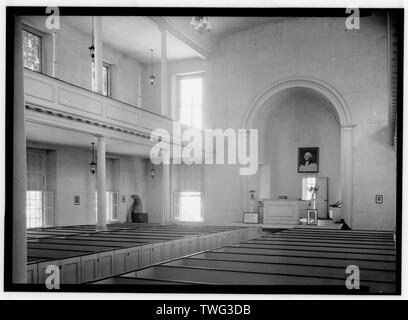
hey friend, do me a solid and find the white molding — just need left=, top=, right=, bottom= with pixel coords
left=243, top=76, right=354, bottom=129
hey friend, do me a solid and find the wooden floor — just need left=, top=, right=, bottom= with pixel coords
left=26, top=223, right=260, bottom=284
left=92, top=227, right=396, bottom=293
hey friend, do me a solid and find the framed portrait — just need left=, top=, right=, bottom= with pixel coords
left=298, top=147, right=319, bottom=173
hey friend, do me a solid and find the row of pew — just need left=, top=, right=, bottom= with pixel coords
left=92, top=227, right=396, bottom=293
left=27, top=223, right=261, bottom=284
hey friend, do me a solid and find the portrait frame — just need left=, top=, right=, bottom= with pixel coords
left=298, top=147, right=319, bottom=173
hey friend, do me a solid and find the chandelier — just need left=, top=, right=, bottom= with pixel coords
left=190, top=17, right=212, bottom=34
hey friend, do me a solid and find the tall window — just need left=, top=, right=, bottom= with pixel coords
left=177, top=73, right=203, bottom=129
left=22, top=29, right=42, bottom=72
left=95, top=191, right=119, bottom=222
left=92, top=61, right=110, bottom=97
left=178, top=192, right=202, bottom=222
left=174, top=164, right=203, bottom=222
left=26, top=149, right=53, bottom=228
left=302, top=176, right=317, bottom=201
left=26, top=191, right=43, bottom=228
left=102, top=63, right=110, bottom=97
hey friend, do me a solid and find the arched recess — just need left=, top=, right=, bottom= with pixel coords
left=242, top=76, right=355, bottom=228
left=126, top=194, right=143, bottom=222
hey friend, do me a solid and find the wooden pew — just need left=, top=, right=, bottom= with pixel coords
left=26, top=224, right=260, bottom=285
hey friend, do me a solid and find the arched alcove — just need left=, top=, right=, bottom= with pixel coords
left=126, top=194, right=143, bottom=222
left=242, top=77, right=355, bottom=227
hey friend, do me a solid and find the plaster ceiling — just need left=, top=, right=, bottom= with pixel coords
left=61, top=16, right=198, bottom=64
left=164, top=17, right=277, bottom=52
left=61, top=16, right=276, bottom=63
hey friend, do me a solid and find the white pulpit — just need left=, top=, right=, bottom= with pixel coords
left=263, top=199, right=307, bottom=225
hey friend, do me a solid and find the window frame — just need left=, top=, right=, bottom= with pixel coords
left=92, top=61, right=111, bottom=96
left=26, top=148, right=54, bottom=228
left=22, top=26, right=43, bottom=73
left=174, top=191, right=204, bottom=223
left=102, top=61, right=111, bottom=97
left=175, top=72, right=205, bottom=129
left=95, top=190, right=119, bottom=223
left=302, top=176, right=317, bottom=201
left=172, top=164, right=205, bottom=223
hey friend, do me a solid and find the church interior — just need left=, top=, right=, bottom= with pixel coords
left=7, top=9, right=401, bottom=294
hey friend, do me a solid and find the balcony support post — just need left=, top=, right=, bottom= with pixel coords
left=93, top=16, right=103, bottom=94
left=96, top=135, right=107, bottom=230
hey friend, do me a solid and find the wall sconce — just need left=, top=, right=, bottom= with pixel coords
left=150, top=167, right=155, bottom=179
left=89, top=142, right=97, bottom=174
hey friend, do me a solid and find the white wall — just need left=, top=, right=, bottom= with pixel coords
left=27, top=142, right=149, bottom=226
left=146, top=14, right=396, bottom=230
left=145, top=163, right=164, bottom=223
left=22, top=16, right=143, bottom=108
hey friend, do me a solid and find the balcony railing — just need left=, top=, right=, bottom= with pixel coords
left=23, top=69, right=172, bottom=138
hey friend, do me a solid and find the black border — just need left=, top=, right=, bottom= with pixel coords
left=4, top=6, right=404, bottom=295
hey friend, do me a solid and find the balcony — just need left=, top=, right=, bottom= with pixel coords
left=23, top=69, right=172, bottom=145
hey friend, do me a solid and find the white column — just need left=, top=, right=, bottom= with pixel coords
left=96, top=135, right=107, bottom=230
left=162, top=149, right=171, bottom=225
left=13, top=16, right=27, bottom=283
left=160, top=27, right=168, bottom=116
left=93, top=16, right=103, bottom=94
left=52, top=29, right=57, bottom=77
left=341, top=126, right=354, bottom=228
left=160, top=27, right=171, bottom=224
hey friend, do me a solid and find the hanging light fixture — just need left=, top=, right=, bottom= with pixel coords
left=190, top=16, right=212, bottom=34
left=89, top=142, right=97, bottom=174
left=149, top=49, right=155, bottom=86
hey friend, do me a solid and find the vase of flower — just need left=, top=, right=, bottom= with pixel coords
left=249, top=189, right=258, bottom=212
left=307, top=185, right=319, bottom=210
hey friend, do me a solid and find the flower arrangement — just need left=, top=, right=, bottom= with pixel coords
left=307, top=185, right=319, bottom=208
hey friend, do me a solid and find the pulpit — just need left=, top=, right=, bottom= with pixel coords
left=263, top=199, right=308, bottom=225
